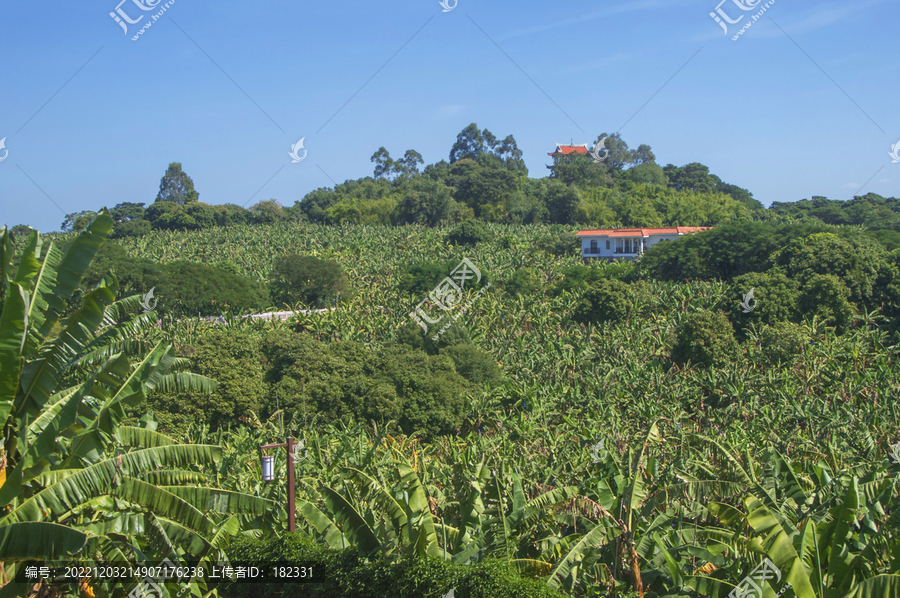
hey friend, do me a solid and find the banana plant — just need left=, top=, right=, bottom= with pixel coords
left=0, top=218, right=271, bottom=597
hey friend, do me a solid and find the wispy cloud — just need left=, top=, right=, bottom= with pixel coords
left=567, top=53, right=632, bottom=73
left=747, top=0, right=887, bottom=38
left=441, top=104, right=464, bottom=114
left=497, top=1, right=665, bottom=41
left=691, top=0, right=888, bottom=42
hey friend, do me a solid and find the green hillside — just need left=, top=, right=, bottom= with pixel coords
left=5, top=213, right=900, bottom=597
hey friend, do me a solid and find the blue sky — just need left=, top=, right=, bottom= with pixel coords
left=1, top=0, right=897, bottom=233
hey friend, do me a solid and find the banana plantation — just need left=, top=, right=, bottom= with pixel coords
left=2, top=213, right=900, bottom=598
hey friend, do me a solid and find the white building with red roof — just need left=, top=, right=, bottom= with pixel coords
left=576, top=226, right=712, bottom=261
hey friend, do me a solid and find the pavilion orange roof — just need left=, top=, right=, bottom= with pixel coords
left=549, top=144, right=590, bottom=156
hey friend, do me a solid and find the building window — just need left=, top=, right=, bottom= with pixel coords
left=590, top=240, right=597, bottom=254
left=606, top=240, right=610, bottom=250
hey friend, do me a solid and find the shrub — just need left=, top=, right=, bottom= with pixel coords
left=798, top=273, right=855, bottom=334
left=260, top=332, right=471, bottom=439
left=397, top=315, right=474, bottom=355
left=183, top=201, right=218, bottom=229
left=671, top=310, right=741, bottom=369
left=440, top=344, right=502, bottom=387
left=82, top=243, right=267, bottom=317
left=772, top=231, right=886, bottom=309
left=759, top=321, right=809, bottom=365
left=214, top=203, right=251, bottom=226
left=447, top=219, right=490, bottom=246
left=109, top=219, right=151, bottom=239
left=398, top=259, right=460, bottom=295
left=143, top=329, right=266, bottom=434
left=374, top=345, right=470, bottom=439
left=505, top=267, right=540, bottom=296
left=573, top=279, right=631, bottom=325
left=9, top=224, right=33, bottom=239
left=225, top=534, right=566, bottom=598
left=550, top=265, right=605, bottom=296
left=249, top=199, right=289, bottom=225
left=726, top=271, right=801, bottom=336
left=268, top=254, right=351, bottom=308
left=538, top=231, right=579, bottom=256
left=160, top=261, right=271, bottom=317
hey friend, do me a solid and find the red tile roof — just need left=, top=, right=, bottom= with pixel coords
left=549, top=144, right=589, bottom=156
left=576, top=227, right=712, bottom=237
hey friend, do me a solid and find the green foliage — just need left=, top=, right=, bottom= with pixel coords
left=537, top=230, right=580, bottom=257
left=544, top=181, right=582, bottom=224
left=109, top=201, right=147, bottom=223
left=624, top=162, right=669, bottom=186
left=573, top=279, right=631, bottom=325
left=440, top=343, right=503, bottom=387
left=773, top=232, right=886, bottom=310
left=393, top=176, right=459, bottom=227
left=323, top=196, right=397, bottom=225
left=758, top=321, right=809, bottom=365
left=18, top=218, right=900, bottom=598
left=574, top=187, right=620, bottom=226
left=371, top=146, right=424, bottom=180
left=8, top=224, right=33, bottom=238
left=549, top=264, right=605, bottom=295
left=146, top=329, right=267, bottom=433
left=505, top=268, right=541, bottom=296
left=268, top=254, right=351, bottom=308
left=109, top=219, right=151, bottom=239
left=670, top=310, right=741, bottom=368
left=60, top=210, right=97, bottom=233
left=0, top=219, right=255, bottom=598
left=249, top=199, right=289, bottom=225
left=447, top=219, right=491, bottom=246
left=769, top=193, right=900, bottom=231
left=399, top=315, right=474, bottom=355
left=225, top=519, right=565, bottom=598
left=605, top=183, right=750, bottom=228
left=214, top=203, right=251, bottom=227
left=446, top=159, right=523, bottom=221
left=156, top=161, right=199, bottom=204
left=82, top=242, right=269, bottom=317
left=664, top=162, right=763, bottom=211
left=449, top=123, right=528, bottom=175
left=726, top=271, right=801, bottom=335
left=160, top=260, right=272, bottom=317
left=639, top=220, right=835, bottom=281
left=798, top=273, right=855, bottom=334
left=398, top=259, right=460, bottom=295
left=260, top=333, right=474, bottom=439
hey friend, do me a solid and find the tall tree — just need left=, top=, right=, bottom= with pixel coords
left=393, top=177, right=458, bottom=226
left=600, top=132, right=633, bottom=172
left=399, top=150, right=424, bottom=176
left=60, top=210, right=98, bottom=233
left=371, top=147, right=395, bottom=180
left=449, top=124, right=485, bottom=163
left=156, top=162, right=199, bottom=204
left=630, top=144, right=656, bottom=166
left=547, top=153, right=613, bottom=188
left=450, top=124, right=527, bottom=174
